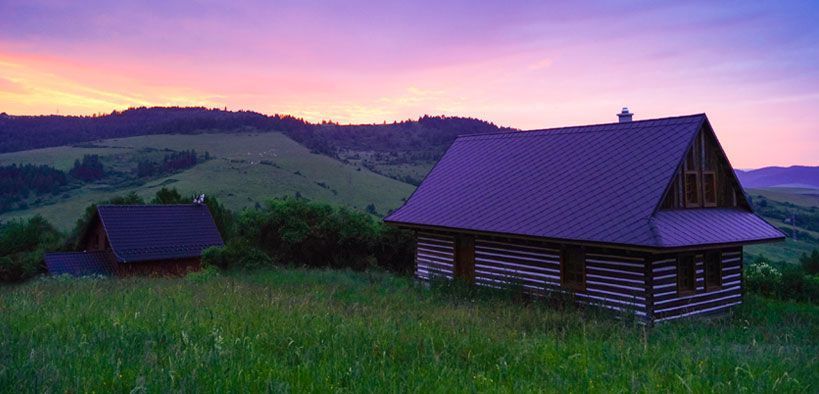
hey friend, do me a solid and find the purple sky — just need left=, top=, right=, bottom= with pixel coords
left=1, top=1, right=818, bottom=167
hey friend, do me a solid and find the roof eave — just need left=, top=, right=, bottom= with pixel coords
left=386, top=220, right=786, bottom=253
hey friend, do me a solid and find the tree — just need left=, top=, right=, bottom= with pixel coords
left=152, top=187, right=185, bottom=204
left=800, top=249, right=819, bottom=275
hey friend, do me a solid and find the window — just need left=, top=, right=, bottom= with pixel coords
left=703, top=172, right=717, bottom=207
left=704, top=252, right=722, bottom=290
left=561, top=247, right=585, bottom=290
left=677, top=255, right=696, bottom=294
left=684, top=172, right=700, bottom=207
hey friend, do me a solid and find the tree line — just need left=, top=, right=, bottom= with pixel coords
left=0, top=107, right=509, bottom=158
left=0, top=164, right=68, bottom=212
left=137, top=150, right=208, bottom=178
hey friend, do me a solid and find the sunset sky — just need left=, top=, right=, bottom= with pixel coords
left=1, top=1, right=818, bottom=168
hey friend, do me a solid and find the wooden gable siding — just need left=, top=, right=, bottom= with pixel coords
left=84, top=219, right=110, bottom=252
left=660, top=126, right=746, bottom=210
left=650, top=248, right=743, bottom=322
left=415, top=231, right=651, bottom=319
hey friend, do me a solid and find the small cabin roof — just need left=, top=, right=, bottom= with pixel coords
left=94, top=204, right=224, bottom=263
left=385, top=114, right=784, bottom=249
left=45, top=251, right=116, bottom=276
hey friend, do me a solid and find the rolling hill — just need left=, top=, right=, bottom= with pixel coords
left=0, top=131, right=415, bottom=230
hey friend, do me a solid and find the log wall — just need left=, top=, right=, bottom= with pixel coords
left=414, top=231, right=745, bottom=323
left=650, top=248, right=743, bottom=322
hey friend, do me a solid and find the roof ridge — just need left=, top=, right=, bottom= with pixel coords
left=457, top=113, right=706, bottom=140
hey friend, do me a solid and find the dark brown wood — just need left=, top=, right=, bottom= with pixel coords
left=454, top=235, right=475, bottom=282
left=654, top=123, right=753, bottom=211
left=676, top=255, right=696, bottom=295
left=704, top=251, right=722, bottom=290
left=84, top=219, right=110, bottom=252
left=644, top=256, right=654, bottom=323
left=115, top=257, right=201, bottom=277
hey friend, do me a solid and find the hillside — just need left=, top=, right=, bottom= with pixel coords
left=0, top=107, right=509, bottom=184
left=736, top=166, right=819, bottom=189
left=0, top=132, right=415, bottom=229
left=0, top=268, right=816, bottom=391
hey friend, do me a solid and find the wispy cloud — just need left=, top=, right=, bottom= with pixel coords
left=0, top=1, right=817, bottom=166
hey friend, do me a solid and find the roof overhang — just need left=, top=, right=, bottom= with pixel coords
left=385, top=220, right=785, bottom=254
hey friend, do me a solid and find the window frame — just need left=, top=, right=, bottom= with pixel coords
left=561, top=246, right=586, bottom=291
left=702, top=171, right=717, bottom=207
left=676, top=254, right=697, bottom=295
left=684, top=171, right=701, bottom=208
left=704, top=251, right=722, bottom=291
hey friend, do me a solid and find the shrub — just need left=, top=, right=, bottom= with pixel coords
left=236, top=198, right=413, bottom=272
left=800, top=249, right=819, bottom=275
left=745, top=255, right=819, bottom=303
left=202, top=241, right=272, bottom=270
left=0, top=215, right=63, bottom=282
left=745, top=259, right=782, bottom=297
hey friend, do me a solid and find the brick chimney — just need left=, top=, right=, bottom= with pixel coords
left=617, top=107, right=633, bottom=123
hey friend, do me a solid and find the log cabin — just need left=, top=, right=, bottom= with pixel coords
left=45, top=203, right=223, bottom=277
left=385, top=110, right=784, bottom=323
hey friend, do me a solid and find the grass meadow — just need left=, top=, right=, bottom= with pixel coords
left=0, top=132, right=414, bottom=229
left=0, top=268, right=816, bottom=392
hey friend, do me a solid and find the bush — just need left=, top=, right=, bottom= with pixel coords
left=746, top=259, right=782, bottom=297
left=0, top=215, right=63, bottom=282
left=202, top=241, right=272, bottom=270
left=746, top=256, right=819, bottom=303
left=235, top=198, right=413, bottom=272
left=800, top=249, right=819, bottom=275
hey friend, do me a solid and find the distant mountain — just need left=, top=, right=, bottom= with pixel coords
left=736, top=166, right=819, bottom=189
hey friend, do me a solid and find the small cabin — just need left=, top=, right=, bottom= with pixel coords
left=385, top=111, right=784, bottom=323
left=45, top=204, right=224, bottom=277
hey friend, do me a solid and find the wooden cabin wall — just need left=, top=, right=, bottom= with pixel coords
left=84, top=220, right=109, bottom=251
left=649, top=248, right=743, bottom=322
left=115, top=257, right=201, bottom=277
left=414, top=231, right=651, bottom=319
left=415, top=232, right=455, bottom=281
left=473, top=235, right=649, bottom=318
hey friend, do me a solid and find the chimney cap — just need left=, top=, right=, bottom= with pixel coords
left=617, top=107, right=633, bottom=123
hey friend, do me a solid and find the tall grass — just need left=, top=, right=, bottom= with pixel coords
left=0, top=268, right=816, bottom=392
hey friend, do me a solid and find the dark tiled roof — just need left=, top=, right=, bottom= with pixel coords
left=45, top=251, right=116, bottom=276
left=385, top=114, right=785, bottom=248
left=651, top=209, right=783, bottom=247
left=97, top=204, right=224, bottom=263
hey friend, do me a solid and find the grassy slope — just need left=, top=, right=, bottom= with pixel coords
left=747, top=187, right=819, bottom=208
left=0, top=268, right=816, bottom=392
left=0, top=132, right=415, bottom=229
left=745, top=187, right=819, bottom=262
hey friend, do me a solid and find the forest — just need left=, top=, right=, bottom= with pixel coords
left=137, top=149, right=206, bottom=178
left=0, top=164, right=68, bottom=212
left=0, top=107, right=508, bottom=158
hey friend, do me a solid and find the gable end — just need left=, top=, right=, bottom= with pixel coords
left=656, top=118, right=751, bottom=212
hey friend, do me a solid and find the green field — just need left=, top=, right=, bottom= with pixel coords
left=0, top=132, right=415, bottom=229
left=0, top=268, right=816, bottom=392
left=748, top=187, right=819, bottom=208
left=745, top=187, right=819, bottom=262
